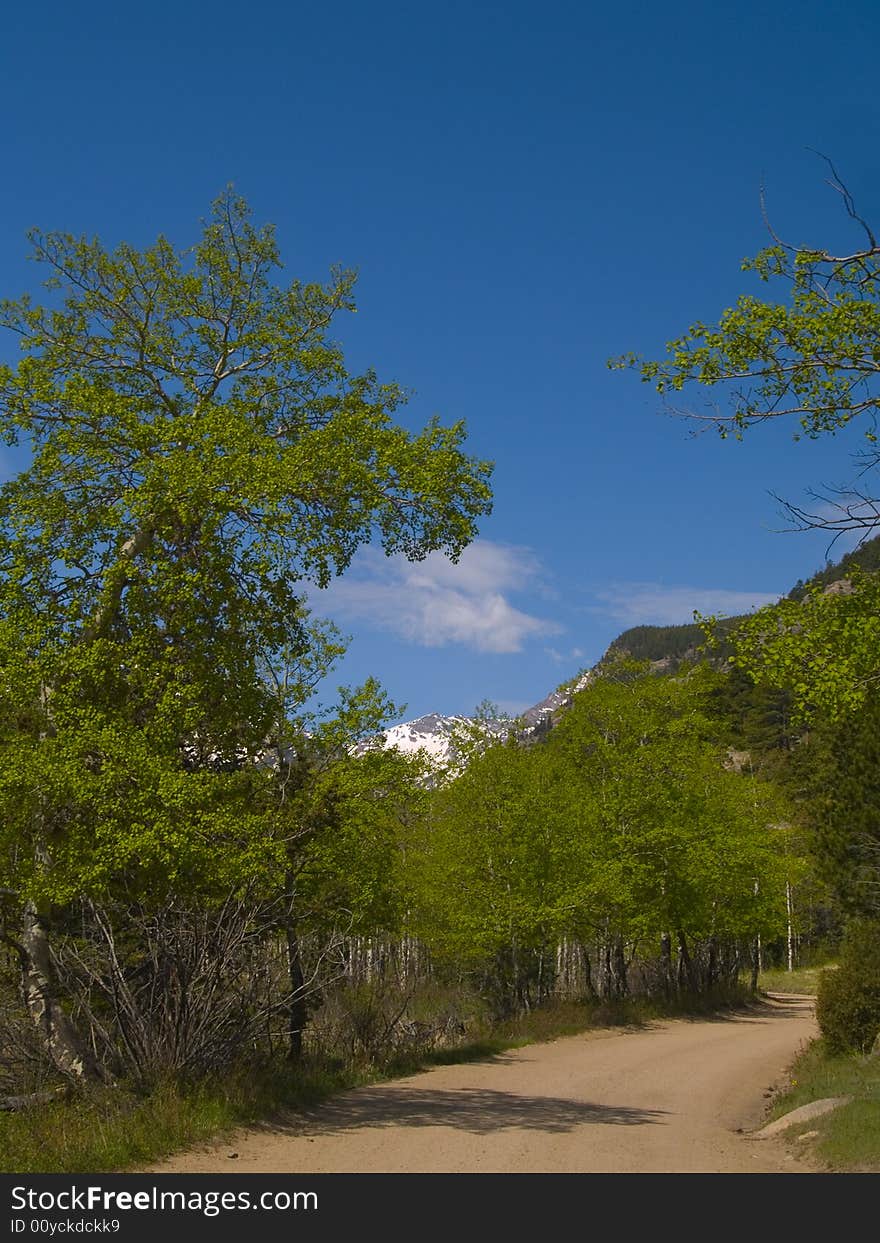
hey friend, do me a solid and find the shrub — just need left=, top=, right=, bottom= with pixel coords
left=306, top=980, right=483, bottom=1067
left=816, top=920, right=880, bottom=1055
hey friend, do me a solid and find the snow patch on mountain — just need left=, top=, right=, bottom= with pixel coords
left=517, top=669, right=594, bottom=734
left=361, top=669, right=595, bottom=766
left=377, top=713, right=471, bottom=762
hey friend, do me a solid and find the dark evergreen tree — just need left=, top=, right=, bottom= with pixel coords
left=810, top=695, right=880, bottom=918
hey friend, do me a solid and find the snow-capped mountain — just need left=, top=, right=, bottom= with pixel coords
left=360, top=669, right=595, bottom=768
left=373, top=713, right=472, bottom=763
left=517, top=669, right=593, bottom=735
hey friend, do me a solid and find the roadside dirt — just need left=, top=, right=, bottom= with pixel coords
left=148, top=993, right=818, bottom=1174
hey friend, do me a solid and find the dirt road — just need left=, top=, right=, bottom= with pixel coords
left=149, top=994, right=817, bottom=1174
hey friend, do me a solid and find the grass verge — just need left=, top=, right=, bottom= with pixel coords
left=767, top=1039, right=880, bottom=1171
left=0, top=1064, right=356, bottom=1176
left=0, top=987, right=750, bottom=1174
left=757, top=963, right=835, bottom=995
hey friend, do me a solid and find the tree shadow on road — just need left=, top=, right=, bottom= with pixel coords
left=674, top=995, right=815, bottom=1024
left=261, top=1089, right=667, bottom=1137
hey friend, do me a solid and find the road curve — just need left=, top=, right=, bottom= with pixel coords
left=148, top=994, right=817, bottom=1174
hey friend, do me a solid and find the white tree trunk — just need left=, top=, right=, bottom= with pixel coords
left=19, top=902, right=109, bottom=1083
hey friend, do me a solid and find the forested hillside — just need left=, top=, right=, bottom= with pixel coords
left=787, top=533, right=880, bottom=600
left=606, top=532, right=880, bottom=668
left=607, top=621, right=708, bottom=663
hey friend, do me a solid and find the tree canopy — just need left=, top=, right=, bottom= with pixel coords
left=726, top=570, right=880, bottom=723
left=408, top=662, right=795, bottom=1012
left=0, top=190, right=493, bottom=906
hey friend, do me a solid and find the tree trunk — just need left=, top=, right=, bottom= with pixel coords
left=599, top=940, right=613, bottom=999
left=18, top=902, right=109, bottom=1083
left=581, top=944, right=597, bottom=1000
left=285, top=921, right=307, bottom=1062
left=539, top=941, right=555, bottom=1005
left=724, top=940, right=741, bottom=984
left=706, top=935, right=718, bottom=990
left=676, top=929, right=698, bottom=994
left=611, top=937, right=628, bottom=998
left=749, top=938, right=760, bottom=993
left=660, top=932, right=674, bottom=998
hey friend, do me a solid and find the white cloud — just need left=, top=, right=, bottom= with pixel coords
left=590, top=583, right=780, bottom=627
left=545, top=645, right=587, bottom=665
left=313, top=541, right=560, bottom=654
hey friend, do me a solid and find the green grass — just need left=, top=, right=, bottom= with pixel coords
left=757, top=963, right=835, bottom=996
left=757, top=960, right=879, bottom=1171
left=767, top=1039, right=880, bottom=1171
left=0, top=988, right=750, bottom=1174
left=0, top=1063, right=356, bottom=1175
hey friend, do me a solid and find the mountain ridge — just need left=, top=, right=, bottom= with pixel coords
left=364, top=533, right=880, bottom=765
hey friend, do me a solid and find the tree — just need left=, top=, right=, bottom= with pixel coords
left=411, top=662, right=795, bottom=1010
left=724, top=569, right=880, bottom=722
left=0, top=190, right=493, bottom=1079
left=611, top=157, right=880, bottom=541
left=408, top=737, right=567, bottom=1014
left=805, top=694, right=880, bottom=919
left=546, top=663, right=791, bottom=993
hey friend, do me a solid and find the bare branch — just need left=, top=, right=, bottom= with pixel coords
left=806, top=148, right=878, bottom=252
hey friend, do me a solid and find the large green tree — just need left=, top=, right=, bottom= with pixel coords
left=0, top=190, right=492, bottom=1078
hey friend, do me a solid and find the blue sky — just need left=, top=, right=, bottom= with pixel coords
left=2, top=1, right=879, bottom=721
